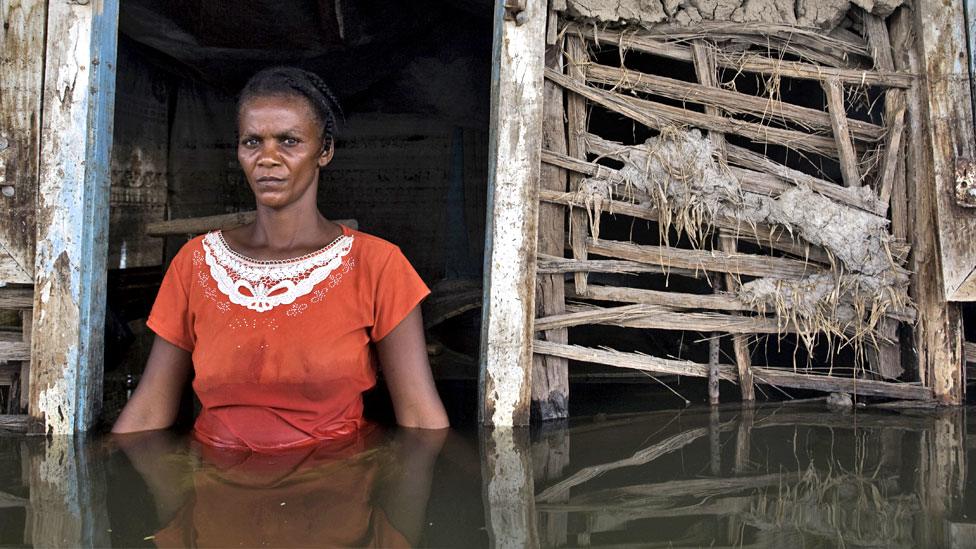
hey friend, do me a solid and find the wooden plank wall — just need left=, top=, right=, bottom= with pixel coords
left=530, top=6, right=956, bottom=406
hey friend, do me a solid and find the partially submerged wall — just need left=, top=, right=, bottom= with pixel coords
left=531, top=1, right=937, bottom=409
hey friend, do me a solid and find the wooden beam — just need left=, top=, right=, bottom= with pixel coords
left=587, top=237, right=821, bottom=279
left=0, top=415, right=27, bottom=433
left=566, top=35, right=589, bottom=295
left=894, top=5, right=966, bottom=403
left=912, top=2, right=976, bottom=302
left=30, top=0, right=120, bottom=433
left=480, top=0, right=546, bottom=427
left=535, top=303, right=789, bottom=334
left=823, top=78, right=862, bottom=187
left=533, top=340, right=934, bottom=400
left=0, top=0, right=46, bottom=285
left=585, top=64, right=884, bottom=142
left=532, top=42, right=569, bottom=421
left=0, top=287, right=32, bottom=309
left=724, top=143, right=885, bottom=216
left=572, top=26, right=914, bottom=88
left=546, top=68, right=841, bottom=157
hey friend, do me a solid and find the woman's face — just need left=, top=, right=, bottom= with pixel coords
left=237, top=94, right=333, bottom=211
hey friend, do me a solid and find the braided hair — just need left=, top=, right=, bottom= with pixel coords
left=238, top=66, right=344, bottom=152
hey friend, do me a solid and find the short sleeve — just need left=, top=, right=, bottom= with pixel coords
left=146, top=247, right=196, bottom=352
left=369, top=247, right=430, bottom=342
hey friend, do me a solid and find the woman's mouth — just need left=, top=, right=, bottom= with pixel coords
left=256, top=176, right=285, bottom=185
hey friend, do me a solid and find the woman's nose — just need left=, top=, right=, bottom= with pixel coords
left=257, top=143, right=281, bottom=166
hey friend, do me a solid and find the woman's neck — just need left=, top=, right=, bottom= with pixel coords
left=229, top=201, right=342, bottom=260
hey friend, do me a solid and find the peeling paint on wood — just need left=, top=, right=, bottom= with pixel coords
left=0, top=0, right=46, bottom=284
left=480, top=0, right=547, bottom=427
left=30, top=0, right=119, bottom=434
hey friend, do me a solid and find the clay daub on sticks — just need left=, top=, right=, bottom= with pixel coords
left=574, top=126, right=912, bottom=365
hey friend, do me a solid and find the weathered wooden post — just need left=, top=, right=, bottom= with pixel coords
left=895, top=2, right=971, bottom=404
left=30, top=0, right=120, bottom=433
left=480, top=0, right=547, bottom=426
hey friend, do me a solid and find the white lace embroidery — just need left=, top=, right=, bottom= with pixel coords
left=202, top=231, right=354, bottom=313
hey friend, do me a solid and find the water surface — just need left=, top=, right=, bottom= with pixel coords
left=1, top=403, right=974, bottom=547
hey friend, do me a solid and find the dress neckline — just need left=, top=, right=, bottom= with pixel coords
left=213, top=224, right=350, bottom=266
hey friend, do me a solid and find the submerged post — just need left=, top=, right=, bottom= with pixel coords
left=30, top=0, right=120, bottom=433
left=480, top=0, right=547, bottom=426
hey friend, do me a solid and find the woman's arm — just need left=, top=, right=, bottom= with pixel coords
left=112, top=335, right=193, bottom=433
left=375, top=306, right=449, bottom=429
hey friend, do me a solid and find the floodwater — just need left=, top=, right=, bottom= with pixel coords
left=1, top=403, right=975, bottom=548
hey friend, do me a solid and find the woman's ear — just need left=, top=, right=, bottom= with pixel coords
left=318, top=139, right=335, bottom=167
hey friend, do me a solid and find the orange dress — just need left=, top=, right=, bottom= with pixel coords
left=146, top=224, right=429, bottom=451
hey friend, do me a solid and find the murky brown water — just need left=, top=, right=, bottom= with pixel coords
left=1, top=403, right=974, bottom=548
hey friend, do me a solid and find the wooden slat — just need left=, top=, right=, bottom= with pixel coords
left=0, top=333, right=29, bottom=361
left=577, top=284, right=750, bottom=312
left=566, top=35, right=590, bottom=295
left=574, top=283, right=915, bottom=323
left=0, top=415, right=28, bottom=433
left=532, top=41, right=569, bottom=420
left=538, top=187, right=833, bottom=264
left=0, top=287, right=32, bottom=309
left=537, top=254, right=700, bottom=277
left=547, top=68, right=841, bottom=157
left=964, top=342, right=976, bottom=364
left=574, top=27, right=914, bottom=88
left=586, top=237, right=821, bottom=279
left=823, top=78, right=862, bottom=187
left=692, top=39, right=753, bottom=403
left=585, top=64, right=884, bottom=141
left=533, top=341, right=933, bottom=400
left=535, top=303, right=787, bottom=334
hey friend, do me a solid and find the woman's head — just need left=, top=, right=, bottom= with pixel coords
left=238, top=67, right=343, bottom=152
left=236, top=68, right=343, bottom=211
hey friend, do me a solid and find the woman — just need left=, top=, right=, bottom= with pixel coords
left=113, top=67, right=449, bottom=449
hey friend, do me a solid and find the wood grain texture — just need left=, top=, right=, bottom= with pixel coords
left=913, top=1, right=976, bottom=302
left=480, top=0, right=547, bottom=427
left=532, top=42, right=569, bottom=421
left=823, top=78, right=862, bottom=187
left=30, top=0, right=120, bottom=433
left=0, top=0, right=46, bottom=284
left=893, top=6, right=964, bottom=403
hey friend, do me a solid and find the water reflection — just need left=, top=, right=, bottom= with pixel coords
left=519, top=406, right=969, bottom=548
left=2, top=404, right=975, bottom=547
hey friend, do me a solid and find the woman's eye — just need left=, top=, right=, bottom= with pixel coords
left=282, top=137, right=299, bottom=146
left=241, top=138, right=259, bottom=148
